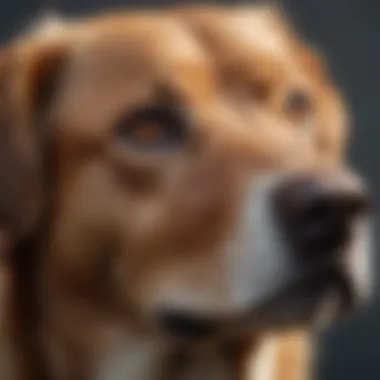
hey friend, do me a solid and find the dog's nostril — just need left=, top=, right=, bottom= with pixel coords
left=295, top=195, right=349, bottom=253
left=299, top=198, right=335, bottom=235
left=273, top=176, right=370, bottom=257
left=157, top=309, right=217, bottom=340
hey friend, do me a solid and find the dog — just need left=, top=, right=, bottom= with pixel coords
left=37, top=9, right=332, bottom=380
left=0, top=7, right=373, bottom=380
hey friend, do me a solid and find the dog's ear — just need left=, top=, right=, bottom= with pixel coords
left=0, top=41, right=71, bottom=380
left=0, top=39, right=68, bottom=238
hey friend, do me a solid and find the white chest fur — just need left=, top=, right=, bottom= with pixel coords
left=95, top=331, right=165, bottom=380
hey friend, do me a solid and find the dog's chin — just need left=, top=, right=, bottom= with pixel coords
left=254, top=266, right=364, bottom=332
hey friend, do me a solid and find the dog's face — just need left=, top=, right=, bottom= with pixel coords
left=1, top=11, right=372, bottom=343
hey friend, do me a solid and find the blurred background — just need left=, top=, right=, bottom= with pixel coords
left=0, top=0, right=379, bottom=379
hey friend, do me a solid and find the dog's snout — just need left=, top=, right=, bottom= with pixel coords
left=273, top=175, right=370, bottom=257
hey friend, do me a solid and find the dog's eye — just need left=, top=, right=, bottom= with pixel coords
left=284, top=90, right=313, bottom=116
left=115, top=106, right=189, bottom=152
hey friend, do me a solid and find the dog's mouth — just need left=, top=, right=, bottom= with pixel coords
left=252, top=264, right=356, bottom=329
left=157, top=309, right=218, bottom=341
left=156, top=265, right=356, bottom=341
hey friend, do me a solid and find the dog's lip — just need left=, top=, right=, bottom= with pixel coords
left=154, top=265, right=357, bottom=341
left=156, top=308, right=218, bottom=341
left=253, top=263, right=356, bottom=318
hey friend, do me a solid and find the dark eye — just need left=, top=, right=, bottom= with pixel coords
left=284, top=90, right=312, bottom=115
left=115, top=105, right=190, bottom=152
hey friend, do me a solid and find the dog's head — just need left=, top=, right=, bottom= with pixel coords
left=0, top=10, right=372, bottom=343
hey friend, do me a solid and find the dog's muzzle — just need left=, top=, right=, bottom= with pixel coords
left=243, top=170, right=373, bottom=328
left=155, top=170, right=373, bottom=340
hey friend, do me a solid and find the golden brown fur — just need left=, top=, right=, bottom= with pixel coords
left=0, top=12, right=262, bottom=380
left=0, top=6, right=367, bottom=380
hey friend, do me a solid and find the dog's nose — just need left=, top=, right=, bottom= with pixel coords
left=273, top=174, right=370, bottom=257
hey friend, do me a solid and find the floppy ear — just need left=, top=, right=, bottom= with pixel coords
left=0, top=40, right=69, bottom=380
left=0, top=39, right=68, bottom=238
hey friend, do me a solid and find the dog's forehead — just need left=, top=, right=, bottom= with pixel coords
left=180, top=7, right=291, bottom=57
left=182, top=8, right=312, bottom=76
left=199, top=10, right=319, bottom=88
left=73, top=17, right=209, bottom=69
left=60, top=16, right=214, bottom=106
left=228, top=9, right=292, bottom=57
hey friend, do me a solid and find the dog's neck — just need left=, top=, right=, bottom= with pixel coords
left=37, top=282, right=312, bottom=380
left=38, top=289, right=166, bottom=380
left=9, top=246, right=312, bottom=380
left=10, top=234, right=312, bottom=380
left=91, top=328, right=167, bottom=380
left=40, top=293, right=249, bottom=380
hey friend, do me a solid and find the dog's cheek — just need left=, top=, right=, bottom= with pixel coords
left=50, top=217, right=121, bottom=302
